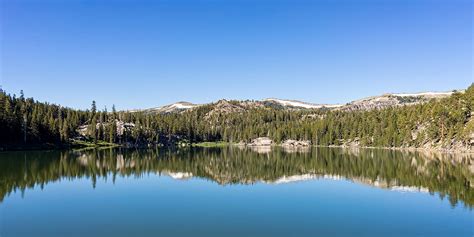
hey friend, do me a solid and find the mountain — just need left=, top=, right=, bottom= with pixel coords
left=338, top=91, right=456, bottom=111
left=135, top=91, right=456, bottom=114
left=263, top=98, right=343, bottom=109
left=137, top=101, right=199, bottom=114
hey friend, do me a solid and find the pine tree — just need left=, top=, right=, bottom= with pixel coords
left=61, top=121, right=69, bottom=142
left=90, top=100, right=97, bottom=122
left=112, top=104, right=117, bottom=120
left=109, top=121, right=117, bottom=143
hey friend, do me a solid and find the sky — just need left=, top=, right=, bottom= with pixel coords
left=1, top=0, right=472, bottom=110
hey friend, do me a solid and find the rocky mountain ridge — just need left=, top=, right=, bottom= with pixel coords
left=133, top=91, right=457, bottom=114
left=338, top=91, right=455, bottom=111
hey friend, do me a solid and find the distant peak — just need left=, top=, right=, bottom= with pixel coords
left=264, top=98, right=342, bottom=109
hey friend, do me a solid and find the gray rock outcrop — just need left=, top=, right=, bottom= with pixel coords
left=281, top=139, right=311, bottom=147
left=248, top=137, right=273, bottom=146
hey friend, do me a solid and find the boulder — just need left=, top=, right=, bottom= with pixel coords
left=248, top=137, right=273, bottom=146
left=281, top=139, right=311, bottom=147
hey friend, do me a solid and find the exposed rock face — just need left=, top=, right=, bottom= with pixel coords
left=114, top=121, right=135, bottom=135
left=248, top=137, right=273, bottom=146
left=281, top=139, right=312, bottom=147
left=212, top=99, right=245, bottom=113
left=76, top=120, right=135, bottom=136
left=77, top=125, right=88, bottom=136
left=339, top=92, right=454, bottom=111
left=204, top=100, right=246, bottom=119
left=341, top=95, right=402, bottom=111
left=238, top=100, right=266, bottom=109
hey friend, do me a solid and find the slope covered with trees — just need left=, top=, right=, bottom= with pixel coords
left=0, top=84, right=473, bottom=150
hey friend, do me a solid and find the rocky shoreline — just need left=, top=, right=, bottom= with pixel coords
left=233, top=137, right=473, bottom=154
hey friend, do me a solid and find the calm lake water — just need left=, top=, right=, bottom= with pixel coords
left=0, top=147, right=472, bottom=237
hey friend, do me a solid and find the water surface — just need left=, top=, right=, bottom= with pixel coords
left=0, top=147, right=472, bottom=237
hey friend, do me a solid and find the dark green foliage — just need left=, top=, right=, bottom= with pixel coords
left=139, top=84, right=473, bottom=148
left=0, top=89, right=90, bottom=147
left=1, top=84, right=473, bottom=149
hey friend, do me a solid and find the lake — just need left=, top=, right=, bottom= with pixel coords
left=0, top=147, right=472, bottom=237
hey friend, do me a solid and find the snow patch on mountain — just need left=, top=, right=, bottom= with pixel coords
left=392, top=92, right=454, bottom=97
left=143, top=102, right=199, bottom=113
left=264, top=98, right=342, bottom=109
left=167, top=102, right=197, bottom=109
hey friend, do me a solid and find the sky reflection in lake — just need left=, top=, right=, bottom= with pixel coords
left=0, top=147, right=472, bottom=237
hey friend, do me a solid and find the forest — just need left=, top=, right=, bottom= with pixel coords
left=0, top=84, right=473, bottom=150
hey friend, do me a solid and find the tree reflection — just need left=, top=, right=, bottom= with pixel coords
left=0, top=147, right=472, bottom=208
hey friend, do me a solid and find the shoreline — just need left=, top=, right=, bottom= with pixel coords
left=1, top=141, right=472, bottom=154
left=232, top=143, right=473, bottom=154
left=315, top=144, right=474, bottom=154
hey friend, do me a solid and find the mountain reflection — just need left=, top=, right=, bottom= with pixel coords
left=0, top=147, right=473, bottom=208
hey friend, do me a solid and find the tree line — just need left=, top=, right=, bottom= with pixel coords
left=1, top=84, right=473, bottom=149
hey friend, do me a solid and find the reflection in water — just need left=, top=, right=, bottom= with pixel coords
left=0, top=147, right=473, bottom=208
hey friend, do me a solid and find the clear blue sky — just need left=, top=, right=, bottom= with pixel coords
left=1, top=0, right=472, bottom=110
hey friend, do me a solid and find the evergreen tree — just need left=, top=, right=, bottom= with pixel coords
left=1, top=84, right=473, bottom=149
